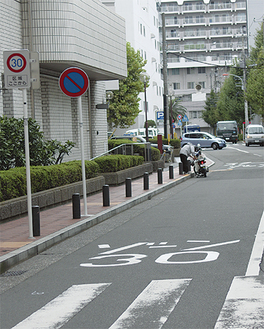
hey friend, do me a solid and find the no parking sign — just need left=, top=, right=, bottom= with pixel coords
left=59, top=67, right=89, bottom=97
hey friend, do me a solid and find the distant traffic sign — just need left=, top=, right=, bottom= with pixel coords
left=177, top=114, right=182, bottom=120
left=3, top=50, right=30, bottom=89
left=59, top=67, right=89, bottom=97
left=182, top=115, right=189, bottom=122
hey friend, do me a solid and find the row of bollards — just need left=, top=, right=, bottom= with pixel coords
left=72, top=164, right=189, bottom=219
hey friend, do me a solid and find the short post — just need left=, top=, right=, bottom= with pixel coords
left=187, top=160, right=191, bottom=173
left=158, top=168, right=163, bottom=184
left=126, top=178, right=132, bottom=197
left=103, top=185, right=110, bottom=206
left=169, top=165, right=174, bottom=179
left=72, top=193, right=81, bottom=219
left=144, top=172, right=149, bottom=190
left=32, top=205, right=40, bottom=236
left=179, top=162, right=183, bottom=175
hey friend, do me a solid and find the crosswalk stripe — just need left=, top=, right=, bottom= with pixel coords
left=214, top=276, right=264, bottom=329
left=109, top=279, right=191, bottom=329
left=12, top=283, right=111, bottom=329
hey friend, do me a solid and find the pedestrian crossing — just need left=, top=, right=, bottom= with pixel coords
left=11, top=277, right=264, bottom=329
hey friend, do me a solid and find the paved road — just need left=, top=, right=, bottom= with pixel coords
left=1, top=143, right=263, bottom=329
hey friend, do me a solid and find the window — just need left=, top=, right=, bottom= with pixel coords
left=187, top=82, right=195, bottom=89
left=198, top=81, right=206, bottom=88
left=171, top=68, right=180, bottom=75
left=187, top=68, right=195, bottom=74
left=198, top=67, right=205, bottom=74
left=143, top=26, right=146, bottom=36
left=140, top=23, right=142, bottom=34
left=173, top=82, right=180, bottom=89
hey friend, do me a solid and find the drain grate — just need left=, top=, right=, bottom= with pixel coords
left=0, top=270, right=27, bottom=277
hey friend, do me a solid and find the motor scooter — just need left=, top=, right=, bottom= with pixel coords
left=192, top=151, right=208, bottom=177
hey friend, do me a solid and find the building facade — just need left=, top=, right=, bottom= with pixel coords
left=0, top=0, right=127, bottom=161
left=159, top=0, right=248, bottom=133
left=103, top=0, right=164, bottom=135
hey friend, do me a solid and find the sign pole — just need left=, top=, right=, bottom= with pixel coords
left=23, top=89, right=33, bottom=238
left=78, top=96, right=88, bottom=216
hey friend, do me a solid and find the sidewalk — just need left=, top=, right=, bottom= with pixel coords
left=0, top=159, right=213, bottom=273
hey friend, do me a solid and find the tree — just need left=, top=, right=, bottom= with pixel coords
left=145, top=120, right=156, bottom=128
left=216, top=67, right=245, bottom=127
left=202, top=89, right=219, bottom=129
left=246, top=23, right=264, bottom=120
left=107, top=42, right=147, bottom=128
left=0, top=116, right=75, bottom=170
left=169, top=97, right=187, bottom=123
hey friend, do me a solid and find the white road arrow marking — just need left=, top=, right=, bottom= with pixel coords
left=108, top=279, right=191, bottom=329
left=12, top=283, right=111, bottom=329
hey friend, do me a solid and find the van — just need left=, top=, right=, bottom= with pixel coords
left=125, top=128, right=159, bottom=138
left=245, top=124, right=264, bottom=146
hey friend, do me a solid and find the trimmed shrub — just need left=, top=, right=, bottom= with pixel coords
left=0, top=155, right=144, bottom=202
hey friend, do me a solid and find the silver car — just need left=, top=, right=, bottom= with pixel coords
left=181, top=132, right=226, bottom=150
left=245, top=124, right=264, bottom=146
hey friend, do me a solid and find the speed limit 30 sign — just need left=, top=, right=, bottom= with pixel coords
left=3, top=49, right=31, bottom=89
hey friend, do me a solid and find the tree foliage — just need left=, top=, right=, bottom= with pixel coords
left=0, top=116, right=75, bottom=170
left=202, top=89, right=219, bottom=128
left=216, top=67, right=245, bottom=127
left=246, top=23, right=264, bottom=120
left=107, top=42, right=147, bottom=128
left=169, top=97, right=187, bottom=123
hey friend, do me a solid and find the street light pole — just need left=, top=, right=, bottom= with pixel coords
left=144, top=79, right=149, bottom=142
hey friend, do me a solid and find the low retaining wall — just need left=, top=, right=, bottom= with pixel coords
left=0, top=162, right=160, bottom=222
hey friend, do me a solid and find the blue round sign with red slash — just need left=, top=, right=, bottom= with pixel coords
left=59, top=67, right=89, bottom=97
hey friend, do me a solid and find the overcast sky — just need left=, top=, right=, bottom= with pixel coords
left=247, top=0, right=264, bottom=48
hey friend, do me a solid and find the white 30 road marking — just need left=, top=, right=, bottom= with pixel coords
left=12, top=283, right=111, bottom=329
left=109, top=279, right=191, bottom=329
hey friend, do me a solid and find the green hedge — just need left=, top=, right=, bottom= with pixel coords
left=0, top=154, right=149, bottom=202
left=149, top=137, right=181, bottom=148
left=94, top=154, right=144, bottom=173
left=108, top=139, right=160, bottom=161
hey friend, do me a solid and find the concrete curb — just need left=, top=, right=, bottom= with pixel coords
left=0, top=174, right=192, bottom=273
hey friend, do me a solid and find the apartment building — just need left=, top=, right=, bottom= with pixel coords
left=0, top=0, right=127, bottom=160
left=158, top=0, right=248, bottom=132
left=103, top=0, right=164, bottom=134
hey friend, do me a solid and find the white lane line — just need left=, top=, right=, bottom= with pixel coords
left=227, top=146, right=249, bottom=153
left=109, top=279, right=191, bottom=329
left=214, top=276, right=264, bottom=329
left=183, top=239, right=240, bottom=251
left=246, top=210, right=264, bottom=276
left=12, top=283, right=111, bottom=329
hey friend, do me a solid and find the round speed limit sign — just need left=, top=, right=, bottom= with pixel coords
left=7, top=53, right=27, bottom=73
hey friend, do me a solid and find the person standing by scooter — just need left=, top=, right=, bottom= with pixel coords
left=180, top=143, right=195, bottom=174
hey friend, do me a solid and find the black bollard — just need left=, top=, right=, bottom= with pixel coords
left=169, top=165, right=174, bottom=179
left=187, top=160, right=191, bottom=173
left=72, top=193, right=81, bottom=219
left=103, top=185, right=110, bottom=206
left=179, top=162, right=183, bottom=175
left=32, top=205, right=40, bottom=236
left=158, top=168, right=163, bottom=184
left=126, top=178, right=132, bottom=197
left=144, top=172, right=149, bottom=190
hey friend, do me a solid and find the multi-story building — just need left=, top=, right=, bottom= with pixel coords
left=0, top=0, right=127, bottom=160
left=158, top=0, right=248, bottom=133
left=103, top=0, right=164, bottom=134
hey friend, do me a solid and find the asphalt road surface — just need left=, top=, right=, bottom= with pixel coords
left=1, top=142, right=263, bottom=329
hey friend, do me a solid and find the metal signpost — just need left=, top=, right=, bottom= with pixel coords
left=59, top=67, right=89, bottom=217
left=3, top=49, right=34, bottom=238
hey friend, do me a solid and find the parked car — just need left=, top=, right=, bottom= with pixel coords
left=110, top=135, right=173, bottom=154
left=245, top=124, right=264, bottom=147
left=181, top=132, right=226, bottom=150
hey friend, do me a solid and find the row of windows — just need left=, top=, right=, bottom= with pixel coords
left=173, top=82, right=206, bottom=89
left=169, top=67, right=206, bottom=76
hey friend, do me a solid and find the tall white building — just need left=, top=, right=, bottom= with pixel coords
left=159, top=0, right=248, bottom=132
left=103, top=0, right=164, bottom=134
left=0, top=0, right=127, bottom=160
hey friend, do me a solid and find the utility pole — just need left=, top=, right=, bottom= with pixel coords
left=162, top=13, right=169, bottom=139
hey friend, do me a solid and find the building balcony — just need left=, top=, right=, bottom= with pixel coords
left=21, top=0, right=127, bottom=80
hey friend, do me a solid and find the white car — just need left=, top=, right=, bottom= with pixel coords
left=245, top=124, right=264, bottom=146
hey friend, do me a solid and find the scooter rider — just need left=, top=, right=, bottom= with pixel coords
left=180, top=142, right=195, bottom=174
